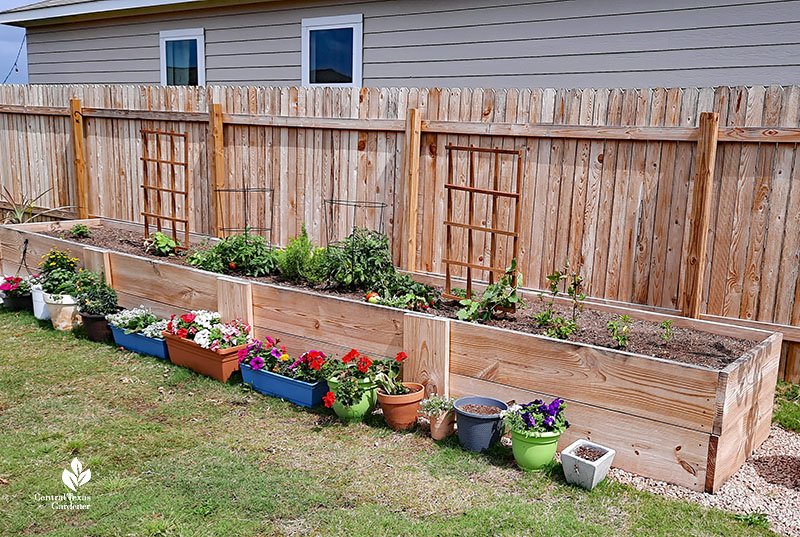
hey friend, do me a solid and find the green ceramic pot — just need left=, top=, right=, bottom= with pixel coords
left=511, top=429, right=563, bottom=470
left=326, top=377, right=377, bottom=422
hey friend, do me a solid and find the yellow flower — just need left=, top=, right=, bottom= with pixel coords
left=280, top=354, right=290, bottom=362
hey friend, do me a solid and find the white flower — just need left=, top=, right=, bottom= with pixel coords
left=191, top=310, right=220, bottom=330
left=194, top=329, right=213, bottom=349
left=142, top=319, right=168, bottom=339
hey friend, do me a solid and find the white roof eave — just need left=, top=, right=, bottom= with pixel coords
left=0, top=0, right=206, bottom=25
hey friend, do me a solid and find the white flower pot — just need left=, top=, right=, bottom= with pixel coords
left=561, top=439, right=616, bottom=491
left=43, top=292, right=78, bottom=331
left=32, top=286, right=50, bottom=321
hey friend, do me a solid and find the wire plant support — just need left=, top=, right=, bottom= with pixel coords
left=214, top=186, right=275, bottom=246
left=323, top=198, right=387, bottom=247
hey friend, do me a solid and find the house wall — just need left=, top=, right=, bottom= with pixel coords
left=23, top=0, right=800, bottom=88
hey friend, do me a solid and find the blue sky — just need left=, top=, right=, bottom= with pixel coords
left=0, top=0, right=29, bottom=84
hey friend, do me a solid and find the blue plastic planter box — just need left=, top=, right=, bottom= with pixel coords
left=241, top=363, right=327, bottom=407
left=111, top=325, right=169, bottom=360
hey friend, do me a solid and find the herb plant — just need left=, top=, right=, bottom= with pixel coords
left=144, top=232, right=180, bottom=257
left=68, top=224, right=92, bottom=238
left=607, top=315, right=632, bottom=348
left=276, top=224, right=315, bottom=281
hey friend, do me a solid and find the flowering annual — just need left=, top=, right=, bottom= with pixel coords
left=107, top=306, right=168, bottom=339
left=502, top=398, right=569, bottom=436
left=166, top=310, right=252, bottom=351
left=238, top=336, right=327, bottom=384
left=325, top=348, right=411, bottom=408
left=1, top=275, right=32, bottom=297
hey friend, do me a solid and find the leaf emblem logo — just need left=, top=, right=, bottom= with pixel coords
left=61, top=458, right=91, bottom=492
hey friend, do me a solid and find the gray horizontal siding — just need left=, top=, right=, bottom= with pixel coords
left=25, top=0, right=800, bottom=88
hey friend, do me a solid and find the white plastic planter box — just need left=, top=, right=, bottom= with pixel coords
left=561, top=439, right=616, bottom=491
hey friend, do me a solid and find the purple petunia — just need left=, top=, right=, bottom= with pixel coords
left=271, top=347, right=283, bottom=360
left=251, top=356, right=265, bottom=371
left=543, top=415, right=555, bottom=429
left=521, top=412, right=536, bottom=428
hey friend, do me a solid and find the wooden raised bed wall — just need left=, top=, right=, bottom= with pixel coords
left=0, top=219, right=782, bottom=492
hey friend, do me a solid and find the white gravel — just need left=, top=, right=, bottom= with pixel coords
left=608, top=425, right=800, bottom=536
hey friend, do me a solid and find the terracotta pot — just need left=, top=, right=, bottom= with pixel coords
left=428, top=412, right=455, bottom=441
left=43, top=293, right=79, bottom=331
left=377, top=382, right=424, bottom=431
left=162, top=332, right=244, bottom=382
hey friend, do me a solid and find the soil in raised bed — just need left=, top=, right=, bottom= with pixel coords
left=459, top=403, right=503, bottom=416
left=41, top=225, right=753, bottom=370
left=575, top=445, right=606, bottom=462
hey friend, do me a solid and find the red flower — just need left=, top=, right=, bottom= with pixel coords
left=395, top=351, right=407, bottom=363
left=180, top=313, right=196, bottom=324
left=323, top=391, right=336, bottom=408
left=229, top=262, right=237, bottom=270
left=357, top=356, right=372, bottom=373
left=310, top=356, right=324, bottom=370
left=177, top=328, right=189, bottom=339
left=342, top=349, right=359, bottom=363
left=166, top=320, right=173, bottom=332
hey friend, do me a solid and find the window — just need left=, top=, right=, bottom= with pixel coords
left=160, top=28, right=205, bottom=86
left=301, top=14, right=362, bottom=87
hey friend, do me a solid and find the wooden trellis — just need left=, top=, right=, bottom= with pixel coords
left=443, top=144, right=524, bottom=302
left=140, top=128, right=189, bottom=249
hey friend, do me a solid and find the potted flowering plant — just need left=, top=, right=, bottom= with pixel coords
left=1, top=275, right=33, bottom=311
left=324, top=349, right=379, bottom=422
left=39, top=248, right=80, bottom=330
left=163, top=310, right=253, bottom=382
left=502, top=398, right=569, bottom=470
left=374, top=351, right=424, bottom=431
left=238, top=337, right=328, bottom=407
left=108, top=306, right=170, bottom=359
left=419, top=395, right=456, bottom=440
left=74, top=270, right=118, bottom=342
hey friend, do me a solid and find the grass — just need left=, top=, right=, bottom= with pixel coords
left=773, top=380, right=800, bottom=432
left=0, top=309, right=779, bottom=537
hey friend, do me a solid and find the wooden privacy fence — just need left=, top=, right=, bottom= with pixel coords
left=2, top=84, right=800, bottom=382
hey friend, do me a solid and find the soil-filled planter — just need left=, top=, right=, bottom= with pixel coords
left=427, top=413, right=455, bottom=441
left=561, top=439, right=616, bottom=491
left=162, top=332, right=243, bottom=383
left=31, top=286, right=50, bottom=320
left=326, top=377, right=377, bottom=422
left=377, top=382, right=424, bottom=431
left=241, top=364, right=327, bottom=407
left=511, top=430, right=563, bottom=470
left=43, top=293, right=78, bottom=331
left=3, top=294, right=32, bottom=311
left=110, top=325, right=169, bottom=359
left=454, top=396, right=508, bottom=453
left=80, top=312, right=113, bottom=343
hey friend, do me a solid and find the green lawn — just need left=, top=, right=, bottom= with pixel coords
left=0, top=310, right=778, bottom=537
left=774, top=380, right=800, bottom=432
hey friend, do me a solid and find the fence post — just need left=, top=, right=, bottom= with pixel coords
left=69, top=98, right=89, bottom=220
left=209, top=102, right=225, bottom=237
left=681, top=112, right=720, bottom=318
left=403, top=107, right=422, bottom=271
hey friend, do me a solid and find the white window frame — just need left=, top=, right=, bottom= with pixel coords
left=301, top=14, right=363, bottom=87
left=159, top=28, right=206, bottom=86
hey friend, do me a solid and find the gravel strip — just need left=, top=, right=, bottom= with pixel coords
left=608, top=425, right=800, bottom=536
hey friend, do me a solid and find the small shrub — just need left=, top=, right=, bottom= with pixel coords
left=607, top=315, right=632, bottom=348
left=144, top=232, right=179, bottom=257
left=545, top=316, right=578, bottom=340
left=214, top=231, right=276, bottom=277
left=186, top=241, right=225, bottom=273
left=68, top=223, right=92, bottom=238
left=74, top=270, right=118, bottom=316
left=277, top=224, right=315, bottom=282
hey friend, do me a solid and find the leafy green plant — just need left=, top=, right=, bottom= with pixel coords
left=74, top=270, right=118, bottom=316
left=322, top=228, right=395, bottom=289
left=144, top=232, right=179, bottom=257
left=607, top=315, right=632, bottom=348
left=456, top=259, right=524, bottom=322
left=536, top=260, right=586, bottom=335
left=450, top=287, right=476, bottom=299
left=277, top=224, right=315, bottom=281
left=186, top=241, right=225, bottom=273
left=1, top=187, right=75, bottom=224
left=68, top=223, right=92, bottom=238
left=545, top=316, right=578, bottom=339
left=733, top=513, right=769, bottom=529
left=41, top=268, right=77, bottom=296
left=660, top=320, right=674, bottom=343
left=214, top=231, right=277, bottom=277
left=420, top=395, right=456, bottom=417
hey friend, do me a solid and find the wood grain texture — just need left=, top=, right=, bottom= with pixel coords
left=450, top=320, right=720, bottom=432
left=216, top=276, right=253, bottom=326
left=403, top=313, right=450, bottom=397
left=450, top=374, right=710, bottom=491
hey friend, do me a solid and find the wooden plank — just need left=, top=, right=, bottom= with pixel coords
left=449, top=320, right=720, bottom=432
left=422, top=121, right=699, bottom=141
left=451, top=374, right=710, bottom=491
left=216, top=276, right=253, bottom=327
left=223, top=113, right=405, bottom=132
left=69, top=98, right=89, bottom=220
left=250, top=280, right=404, bottom=360
left=403, top=313, right=450, bottom=397
left=209, top=102, right=225, bottom=237
left=0, top=104, right=69, bottom=116
left=682, top=112, right=720, bottom=317
left=403, top=108, right=422, bottom=271
left=82, top=107, right=207, bottom=122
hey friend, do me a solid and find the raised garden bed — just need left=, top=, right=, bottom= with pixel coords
left=0, top=218, right=782, bottom=492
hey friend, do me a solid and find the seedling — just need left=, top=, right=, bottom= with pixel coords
left=68, top=223, right=92, bottom=238
left=144, top=232, right=180, bottom=257
left=607, top=315, right=632, bottom=348
left=660, top=320, right=673, bottom=343
left=536, top=259, right=586, bottom=333
left=545, top=316, right=578, bottom=340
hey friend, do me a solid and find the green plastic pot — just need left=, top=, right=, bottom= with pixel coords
left=511, top=429, right=563, bottom=470
left=326, top=377, right=377, bottom=422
